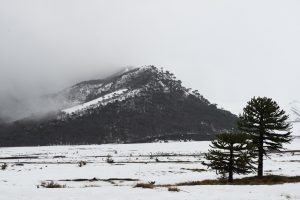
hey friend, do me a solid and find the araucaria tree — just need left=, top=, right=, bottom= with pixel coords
left=238, top=97, right=293, bottom=177
left=204, top=132, right=256, bottom=181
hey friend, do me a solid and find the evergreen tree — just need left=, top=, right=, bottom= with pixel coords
left=238, top=97, right=292, bottom=177
left=204, top=132, right=256, bottom=181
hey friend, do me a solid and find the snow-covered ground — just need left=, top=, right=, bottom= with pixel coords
left=0, top=139, right=300, bottom=200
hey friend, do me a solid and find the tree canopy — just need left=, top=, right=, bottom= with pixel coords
left=238, top=96, right=292, bottom=177
left=204, top=132, right=256, bottom=181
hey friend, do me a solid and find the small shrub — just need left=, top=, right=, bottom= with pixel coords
left=168, top=187, right=180, bottom=192
left=1, top=163, right=8, bottom=170
left=78, top=161, right=87, bottom=167
left=149, top=153, right=153, bottom=160
left=106, top=155, right=114, bottom=164
left=281, top=194, right=292, bottom=200
left=41, top=181, right=66, bottom=188
left=135, top=182, right=155, bottom=189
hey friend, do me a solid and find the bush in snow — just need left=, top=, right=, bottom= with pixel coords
left=168, top=186, right=180, bottom=192
left=1, top=163, right=7, bottom=170
left=40, top=181, right=66, bottom=188
left=78, top=161, right=87, bottom=167
left=106, top=155, right=114, bottom=164
left=204, top=132, right=256, bottom=182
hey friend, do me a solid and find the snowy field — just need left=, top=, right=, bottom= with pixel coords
left=0, top=137, right=300, bottom=200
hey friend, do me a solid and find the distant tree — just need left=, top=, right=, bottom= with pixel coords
left=204, top=132, right=256, bottom=181
left=238, top=97, right=293, bottom=177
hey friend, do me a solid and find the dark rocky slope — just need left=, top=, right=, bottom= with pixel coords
left=0, top=66, right=237, bottom=146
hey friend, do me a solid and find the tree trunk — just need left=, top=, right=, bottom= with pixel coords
left=229, top=144, right=233, bottom=182
left=258, top=132, right=264, bottom=177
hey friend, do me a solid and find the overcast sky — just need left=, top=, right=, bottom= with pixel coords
left=1, top=0, right=300, bottom=120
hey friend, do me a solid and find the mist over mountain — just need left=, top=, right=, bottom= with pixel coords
left=1, top=1, right=300, bottom=123
left=287, top=100, right=300, bottom=136
left=288, top=100, right=300, bottom=122
left=0, top=66, right=126, bottom=123
left=0, top=66, right=237, bottom=146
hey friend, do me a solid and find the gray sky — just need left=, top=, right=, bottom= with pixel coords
left=1, top=0, right=300, bottom=120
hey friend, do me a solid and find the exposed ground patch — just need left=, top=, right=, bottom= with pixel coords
left=164, top=175, right=300, bottom=186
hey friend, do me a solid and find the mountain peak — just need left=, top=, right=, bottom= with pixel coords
left=60, top=65, right=193, bottom=115
left=287, top=100, right=300, bottom=122
left=0, top=66, right=237, bottom=147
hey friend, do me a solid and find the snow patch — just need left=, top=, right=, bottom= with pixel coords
left=62, top=89, right=128, bottom=114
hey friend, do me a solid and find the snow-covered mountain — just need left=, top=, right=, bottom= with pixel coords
left=56, top=66, right=207, bottom=116
left=57, top=67, right=146, bottom=115
left=288, top=100, right=300, bottom=122
left=287, top=100, right=300, bottom=136
left=0, top=66, right=237, bottom=147
left=43, top=67, right=136, bottom=110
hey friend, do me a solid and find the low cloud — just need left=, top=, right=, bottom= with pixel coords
left=0, top=0, right=300, bottom=121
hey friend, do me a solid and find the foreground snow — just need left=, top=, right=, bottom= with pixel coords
left=0, top=139, right=300, bottom=200
left=2, top=184, right=299, bottom=200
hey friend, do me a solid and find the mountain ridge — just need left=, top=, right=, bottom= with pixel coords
left=287, top=100, right=300, bottom=136
left=0, top=66, right=237, bottom=147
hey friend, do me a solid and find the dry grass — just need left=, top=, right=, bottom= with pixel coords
left=168, top=186, right=180, bottom=192
left=41, top=181, right=66, bottom=188
left=134, top=175, right=300, bottom=192
left=83, top=184, right=101, bottom=188
left=135, top=182, right=155, bottom=189
left=172, top=175, right=300, bottom=186
left=181, top=168, right=207, bottom=173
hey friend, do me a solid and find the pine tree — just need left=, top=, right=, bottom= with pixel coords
left=204, top=132, right=256, bottom=181
left=238, top=97, right=293, bottom=177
